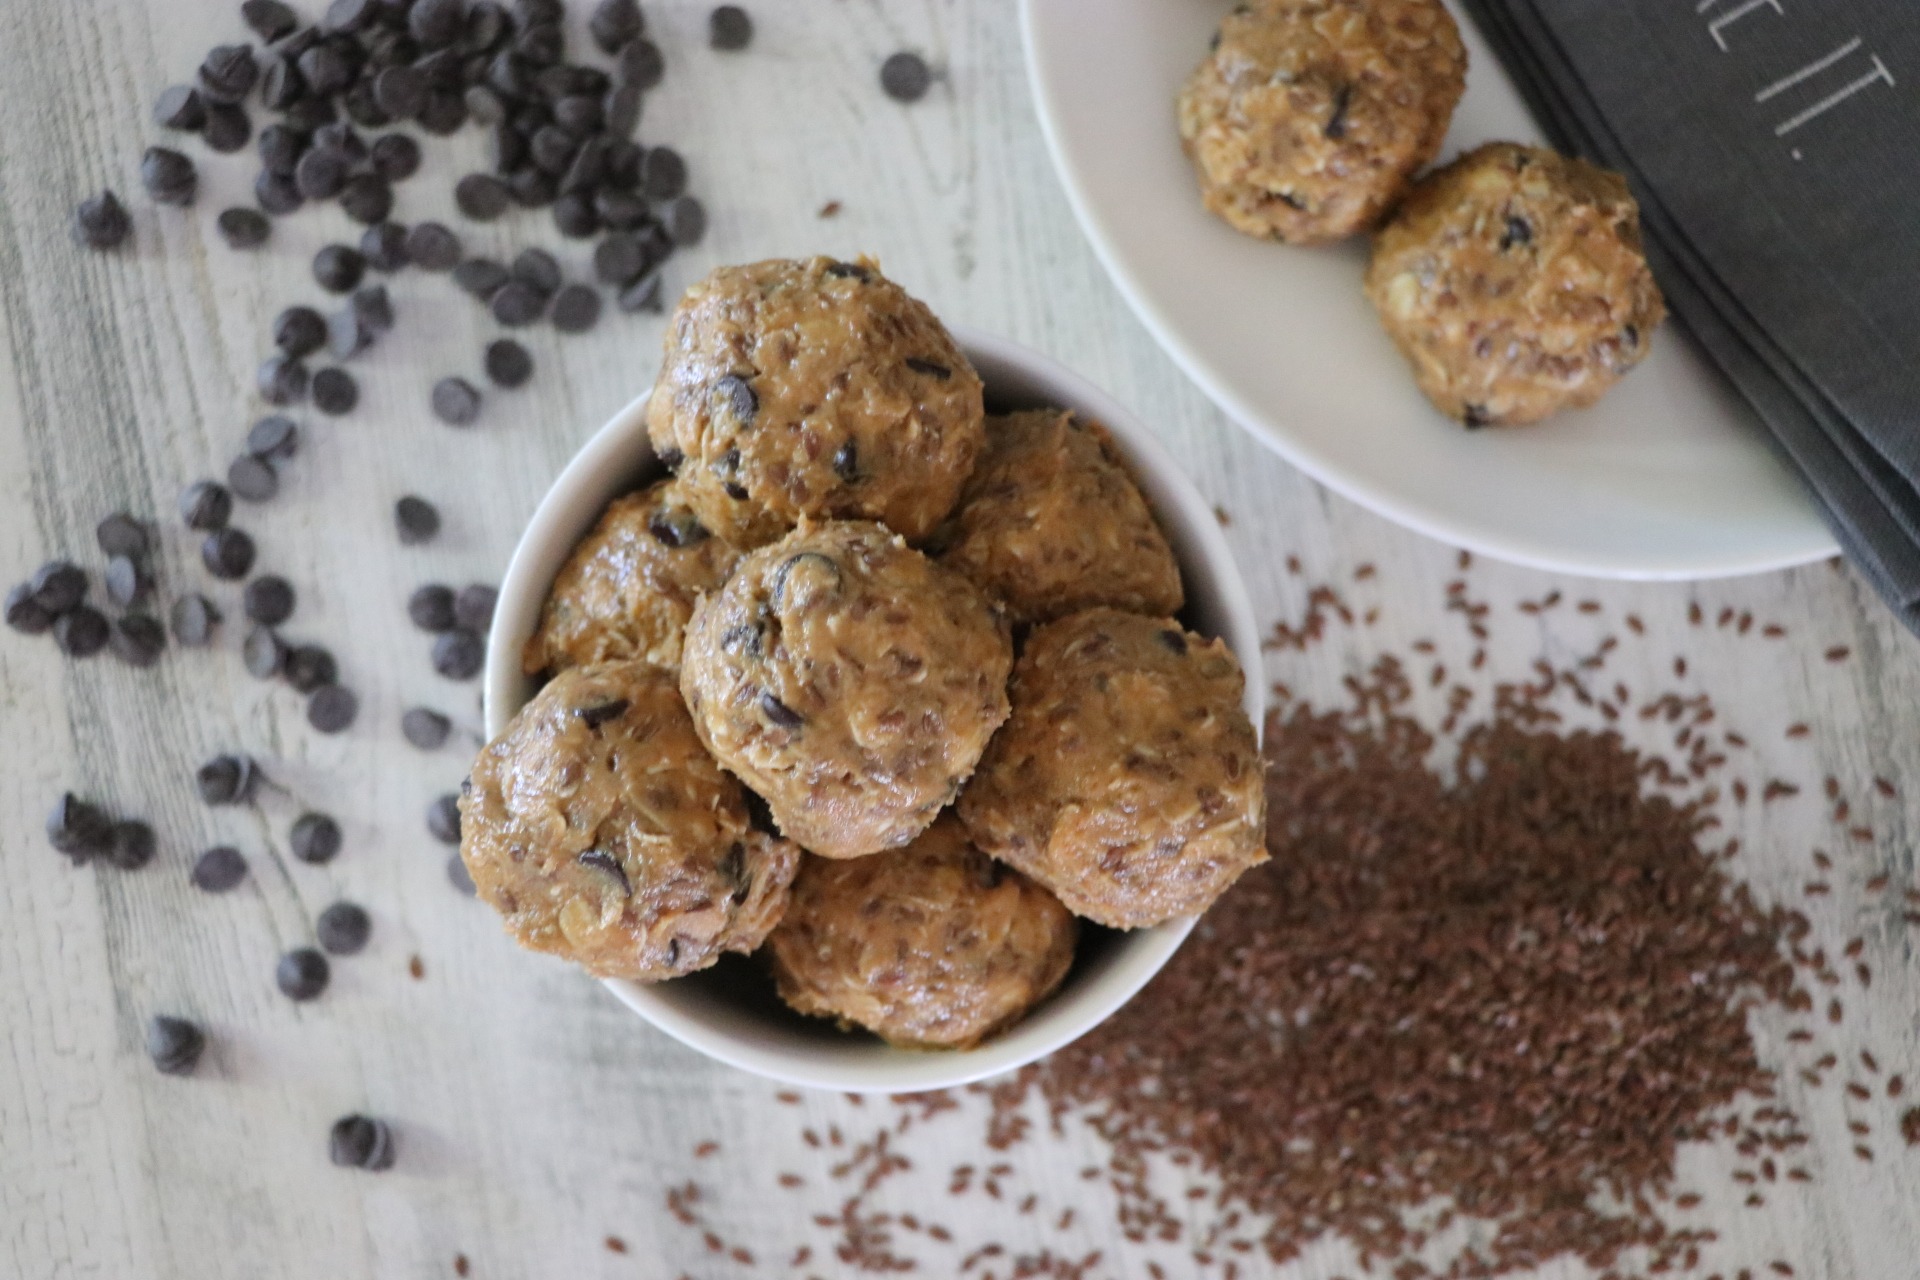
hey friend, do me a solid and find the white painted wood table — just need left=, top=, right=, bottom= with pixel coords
left=3, top=3, right=1917, bottom=1278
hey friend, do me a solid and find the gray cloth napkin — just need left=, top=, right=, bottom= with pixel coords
left=1458, top=0, right=1920, bottom=631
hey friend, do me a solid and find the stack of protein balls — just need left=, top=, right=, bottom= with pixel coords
left=458, top=255, right=1267, bottom=1051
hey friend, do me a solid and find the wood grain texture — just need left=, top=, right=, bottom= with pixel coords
left=0, top=2, right=1915, bottom=1277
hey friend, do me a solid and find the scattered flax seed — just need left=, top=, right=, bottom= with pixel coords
left=777, top=1091, right=802, bottom=1105
left=817, top=200, right=842, bottom=218
left=1213, top=503, right=1232, bottom=527
left=1803, top=882, right=1830, bottom=896
left=1825, top=646, right=1851, bottom=662
left=1627, top=613, right=1646, bottom=634
left=604, top=1237, right=626, bottom=1254
left=453, top=1256, right=469, bottom=1277
left=1771, top=1264, right=1796, bottom=1277
left=408, top=954, right=425, bottom=980
left=1718, top=607, right=1735, bottom=628
left=1828, top=999, right=1844, bottom=1024
left=1847, top=1083, right=1873, bottom=1101
left=1865, top=874, right=1890, bottom=894
left=1354, top=562, right=1376, bottom=580
left=1675, top=657, right=1688, bottom=677
left=1689, top=601, right=1704, bottom=625
left=1874, top=776, right=1898, bottom=798
left=1890, top=1076, right=1905, bottom=1097
left=1457, top=549, right=1472, bottom=569
left=729, top=1247, right=753, bottom=1265
left=1903, top=1108, right=1920, bottom=1145
left=1578, top=599, right=1602, bottom=613
left=779, top=1173, right=804, bottom=1188
left=1785, top=723, right=1810, bottom=739
left=1854, top=1145, right=1874, bottom=1162
left=790, top=1245, right=812, bottom=1266
left=693, top=1141, right=720, bottom=1158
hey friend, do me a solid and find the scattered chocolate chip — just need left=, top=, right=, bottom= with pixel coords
left=394, top=495, right=441, bottom=546
left=243, top=625, right=288, bottom=678
left=432, top=628, right=485, bottom=680
left=617, top=38, right=665, bottom=91
left=295, top=147, right=349, bottom=202
left=53, top=607, right=111, bottom=658
left=109, top=614, right=166, bottom=668
left=453, top=257, right=509, bottom=300
left=594, top=188, right=647, bottom=230
left=72, top=190, right=133, bottom=250
left=108, top=820, right=157, bottom=870
left=28, top=561, right=85, bottom=615
left=244, top=575, right=297, bottom=627
left=665, top=195, right=705, bottom=246
left=402, top=706, right=452, bottom=749
left=465, top=84, right=508, bottom=127
left=617, top=267, right=664, bottom=313
left=192, top=845, right=248, bottom=892
left=197, top=754, right=256, bottom=806
left=454, top=584, right=497, bottom=633
left=1325, top=84, right=1353, bottom=140
left=427, top=793, right=462, bottom=844
left=242, top=0, right=299, bottom=42
left=146, top=1016, right=206, bottom=1076
left=228, top=454, right=280, bottom=503
left=5, top=584, right=51, bottom=636
left=709, top=5, right=752, bottom=51
left=257, top=123, right=305, bottom=176
left=647, top=506, right=709, bottom=548
left=373, top=64, right=429, bottom=120
left=283, top=644, right=338, bottom=694
left=170, top=594, right=220, bottom=645
left=656, top=445, right=684, bottom=470
left=1462, top=403, right=1491, bottom=429
left=318, top=901, right=372, bottom=955
left=308, top=684, right=359, bottom=733
left=1500, top=216, right=1533, bottom=251
left=255, top=170, right=305, bottom=216
left=430, top=377, right=482, bottom=426
left=328, top=307, right=373, bottom=360
left=258, top=353, right=310, bottom=406
left=273, top=307, right=328, bottom=360
left=759, top=691, right=802, bottom=728
left=489, top=280, right=547, bottom=327
left=47, top=793, right=113, bottom=863
left=312, top=367, right=359, bottom=415
left=447, top=853, right=478, bottom=895
left=575, top=699, right=629, bottom=729
left=203, top=103, right=253, bottom=154
left=603, top=83, right=642, bottom=136
left=359, top=222, right=409, bottom=274
left=455, top=172, right=512, bottom=221
left=507, top=167, right=558, bottom=208
left=831, top=440, right=858, bottom=481
left=507, top=247, right=558, bottom=294
left=277, top=948, right=330, bottom=1001
left=551, top=191, right=599, bottom=238
left=290, top=812, right=343, bottom=864
left=577, top=847, right=630, bottom=894
left=104, top=556, right=148, bottom=608
left=714, top=374, right=756, bottom=423
left=405, top=221, right=462, bottom=271
left=140, top=148, right=198, bottom=206
left=551, top=283, right=601, bottom=333
left=369, top=133, right=422, bottom=182
left=198, top=44, right=259, bottom=103
left=483, top=338, right=533, bottom=388
left=592, top=233, right=646, bottom=285
left=201, top=527, right=257, bottom=580
left=259, top=57, right=303, bottom=111
left=590, top=0, right=644, bottom=53
left=880, top=51, right=932, bottom=103
left=330, top=1114, right=396, bottom=1170
left=179, top=480, right=233, bottom=531
left=247, top=415, right=299, bottom=463
left=408, top=584, right=457, bottom=632
left=313, top=244, right=366, bottom=294
left=353, top=284, right=395, bottom=335
left=94, top=514, right=152, bottom=560
left=555, top=92, right=604, bottom=135
left=339, top=174, right=395, bottom=225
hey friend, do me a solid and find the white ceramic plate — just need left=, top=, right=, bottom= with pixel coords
left=485, top=327, right=1265, bottom=1093
left=1021, top=0, right=1835, bottom=579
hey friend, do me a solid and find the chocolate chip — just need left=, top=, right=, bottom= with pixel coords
left=328, top=307, right=373, bottom=360
left=273, top=307, right=327, bottom=360
left=427, top=793, right=462, bottom=844
left=259, top=57, right=303, bottom=111
left=431, top=377, right=482, bottom=426
left=646, top=506, right=709, bottom=548
left=155, top=85, right=206, bottom=131
left=257, top=124, right=305, bottom=177
left=228, top=454, right=279, bottom=503
left=31, top=561, right=88, bottom=615
left=831, top=441, right=860, bottom=482
left=179, top=480, right=233, bottom=531
left=709, top=5, right=752, bottom=50
left=445, top=853, right=477, bottom=896
left=277, top=948, right=330, bottom=1001
left=656, top=445, right=684, bottom=470
left=197, top=754, right=256, bottom=806
left=418, top=89, right=469, bottom=135
left=454, top=584, right=497, bottom=633
left=616, top=38, right=665, bottom=90
left=389, top=495, right=439, bottom=546
left=714, top=374, right=756, bottom=424
left=201, top=527, right=257, bottom=580
left=243, top=575, right=296, bottom=627
left=489, top=280, right=547, bottom=327
left=759, top=691, right=802, bottom=728
left=905, top=356, right=951, bottom=379
left=483, top=338, right=532, bottom=388
left=721, top=622, right=764, bottom=657
left=72, top=191, right=132, bottom=250
left=665, top=195, right=705, bottom=246
left=308, top=684, right=359, bottom=733
left=198, top=43, right=259, bottom=103
left=243, top=625, right=287, bottom=678
left=603, top=83, right=642, bottom=136
left=290, top=811, right=343, bottom=864
left=575, top=699, right=629, bottom=729
left=587, top=234, right=642, bottom=287
left=313, top=244, right=366, bottom=294
left=104, top=556, right=148, bottom=608
left=432, top=628, right=485, bottom=680
left=353, top=285, right=395, bottom=336
left=578, top=848, right=631, bottom=895
left=203, top=103, right=253, bottom=155
left=771, top=551, right=840, bottom=606
left=408, top=584, right=457, bottom=631
left=295, top=147, right=349, bottom=201
left=515, top=20, right=564, bottom=65
left=448, top=259, right=504, bottom=303
left=1325, top=84, right=1352, bottom=140
left=108, top=820, right=157, bottom=870
left=47, top=793, right=113, bottom=863
left=283, top=91, right=339, bottom=134
left=1623, top=324, right=1640, bottom=349
left=242, top=0, right=299, bottom=42
left=1157, top=628, right=1188, bottom=655
left=283, top=645, right=338, bottom=694
left=410, top=0, right=465, bottom=47
left=589, top=0, right=644, bottom=53
left=312, top=367, right=359, bottom=415
left=356, top=223, right=407, bottom=275
left=1500, top=216, right=1533, bottom=251
left=331, top=1114, right=397, bottom=1169
left=454, top=172, right=512, bottom=221
left=554, top=94, right=604, bottom=137
left=255, top=170, right=305, bottom=216
left=507, top=166, right=558, bottom=208
left=339, top=174, right=395, bottom=225
left=402, top=706, right=452, bottom=749
left=880, top=51, right=931, bottom=103
left=317, top=901, right=372, bottom=955
left=551, top=191, right=599, bottom=238
left=5, top=583, right=51, bottom=635
left=617, top=268, right=665, bottom=314
left=373, top=64, right=428, bottom=119
left=1462, top=403, right=1491, bottom=429
left=405, top=221, right=462, bottom=271
left=505, top=248, right=557, bottom=295
left=170, top=594, right=220, bottom=645
left=146, top=1016, right=206, bottom=1076
left=327, top=0, right=378, bottom=33
left=141, top=148, right=198, bottom=206
left=54, top=608, right=110, bottom=658
left=825, top=260, right=870, bottom=281
left=594, top=188, right=647, bottom=230
left=258, top=353, right=310, bottom=405
left=465, top=84, right=508, bottom=128
left=192, top=845, right=248, bottom=892
left=369, top=133, right=422, bottom=181
left=551, top=284, right=601, bottom=333
left=638, top=146, right=687, bottom=201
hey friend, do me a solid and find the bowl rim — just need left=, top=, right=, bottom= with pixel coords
left=483, top=324, right=1266, bottom=1092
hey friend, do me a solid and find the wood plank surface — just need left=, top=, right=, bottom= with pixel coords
left=1, top=2, right=1915, bottom=1278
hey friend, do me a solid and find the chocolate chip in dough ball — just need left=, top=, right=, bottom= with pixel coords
left=1176, top=0, right=1466, bottom=244
left=958, top=608, right=1265, bottom=929
left=645, top=257, right=985, bottom=547
left=679, top=519, right=1012, bottom=858
left=768, top=815, right=1077, bottom=1049
left=460, top=660, right=800, bottom=980
left=1363, top=142, right=1665, bottom=426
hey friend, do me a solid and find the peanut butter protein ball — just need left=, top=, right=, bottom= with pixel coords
left=958, top=608, right=1265, bottom=929
left=522, top=479, right=741, bottom=676
left=680, top=520, right=1013, bottom=859
left=768, top=815, right=1078, bottom=1049
left=460, top=661, right=800, bottom=980
left=646, top=256, right=985, bottom=547
left=1177, top=0, right=1466, bottom=244
left=1364, top=141, right=1666, bottom=426
left=932, top=409, right=1183, bottom=629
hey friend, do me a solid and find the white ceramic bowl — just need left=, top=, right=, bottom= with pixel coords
left=484, top=325, right=1266, bottom=1093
